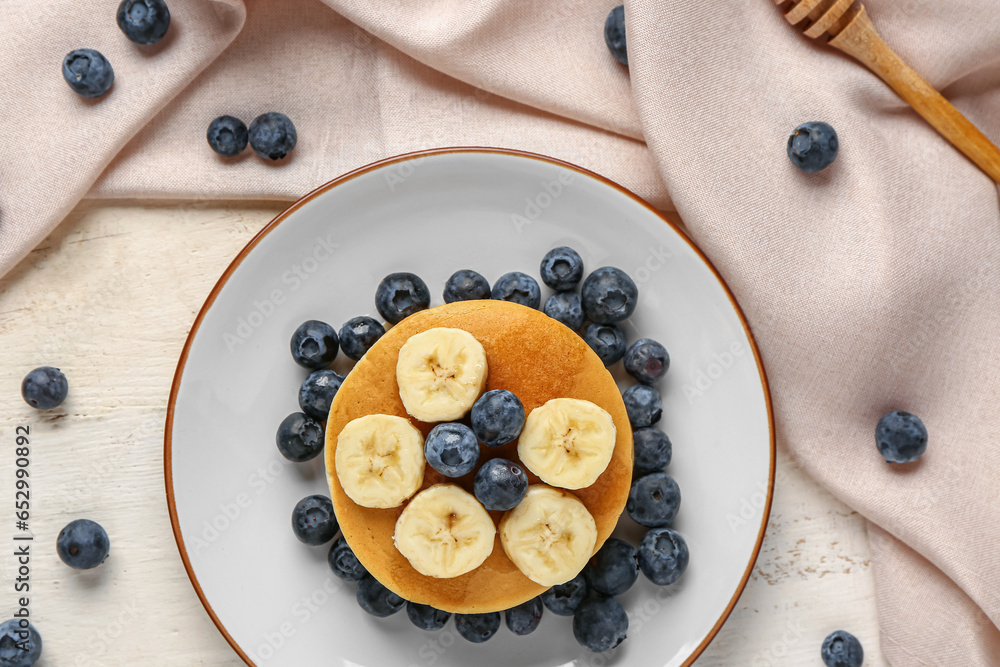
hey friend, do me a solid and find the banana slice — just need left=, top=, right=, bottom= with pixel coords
left=394, top=484, right=496, bottom=578
left=335, top=414, right=425, bottom=508
left=499, top=485, right=598, bottom=586
left=517, top=398, right=617, bottom=490
left=396, top=327, right=488, bottom=422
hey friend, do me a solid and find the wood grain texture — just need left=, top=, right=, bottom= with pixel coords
left=0, top=201, right=886, bottom=665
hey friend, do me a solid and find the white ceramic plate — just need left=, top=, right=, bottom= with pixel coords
left=165, top=148, right=774, bottom=667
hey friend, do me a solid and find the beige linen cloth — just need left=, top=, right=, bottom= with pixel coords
left=2, top=0, right=999, bottom=663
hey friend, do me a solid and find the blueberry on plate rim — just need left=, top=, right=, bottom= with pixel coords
left=57, top=519, right=110, bottom=570
left=505, top=596, right=543, bottom=636
left=633, top=427, right=672, bottom=476
left=541, top=572, right=588, bottom=616
left=62, top=49, right=114, bottom=98
left=623, top=338, right=669, bottom=385
left=637, top=526, right=689, bottom=586
left=206, top=115, right=248, bottom=157
left=375, top=272, right=431, bottom=324
left=444, top=269, right=492, bottom=303
left=289, top=319, right=339, bottom=369
left=117, top=0, right=171, bottom=45
left=298, top=369, right=344, bottom=421
left=407, top=602, right=452, bottom=631
left=21, top=366, right=68, bottom=410
left=573, top=596, right=628, bottom=652
left=491, top=272, right=541, bottom=309
left=455, top=612, right=501, bottom=643
left=471, top=389, right=525, bottom=447
left=339, top=316, right=385, bottom=360
left=291, top=494, right=338, bottom=545
left=622, top=384, right=662, bottom=428
left=248, top=112, right=297, bottom=160
left=327, top=536, right=367, bottom=581
left=582, top=322, right=627, bottom=366
left=356, top=574, right=405, bottom=617
left=275, top=412, right=324, bottom=462
left=584, top=537, right=638, bottom=596
left=581, top=266, right=637, bottom=324
left=543, top=292, right=585, bottom=331
left=539, top=246, right=584, bottom=291
left=627, top=472, right=681, bottom=527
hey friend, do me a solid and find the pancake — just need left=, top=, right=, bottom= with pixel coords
left=325, top=300, right=633, bottom=613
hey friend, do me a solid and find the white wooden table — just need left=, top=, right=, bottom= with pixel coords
left=0, top=200, right=886, bottom=666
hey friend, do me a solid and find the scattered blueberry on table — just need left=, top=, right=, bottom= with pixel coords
left=0, top=618, right=42, bottom=667
left=875, top=410, right=928, bottom=463
left=338, top=316, right=385, bottom=360
left=443, top=269, right=492, bottom=303
left=582, top=322, right=627, bottom=366
left=633, top=427, right=672, bottom=476
left=21, top=366, right=68, bottom=410
left=328, top=536, right=367, bottom=581
left=637, top=526, right=689, bottom=586
left=298, top=369, right=344, bottom=421
left=627, top=472, right=681, bottom=527
left=584, top=537, right=639, bottom=596
left=62, top=49, right=114, bottom=98
left=455, top=612, right=502, bottom=643
left=248, top=112, right=297, bottom=160
left=406, top=602, right=451, bottom=631
left=491, top=271, right=541, bottom=309
left=206, top=116, right=249, bottom=157
left=581, top=266, right=638, bottom=324
left=539, top=246, right=584, bottom=291
left=541, top=572, right=588, bottom=616
left=474, top=458, right=528, bottom=511
left=375, top=272, right=431, bottom=324
left=291, top=494, right=338, bottom=545
left=290, top=320, right=339, bottom=369
left=787, top=121, right=839, bottom=173
left=604, top=5, right=628, bottom=66
left=275, top=412, right=324, bottom=462
left=424, top=423, right=480, bottom=477
left=543, top=292, right=584, bottom=330
left=821, top=630, right=864, bottom=667
left=356, top=574, right=405, bottom=617
left=505, top=596, right=544, bottom=636
left=624, top=338, right=669, bottom=385
left=573, top=596, right=628, bottom=652
left=471, top=389, right=525, bottom=447
left=56, top=519, right=110, bottom=570
left=622, top=384, right=663, bottom=428
left=117, top=0, right=171, bottom=45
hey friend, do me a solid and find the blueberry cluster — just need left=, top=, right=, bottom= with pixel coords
left=207, top=113, right=298, bottom=161
left=60, top=0, right=172, bottom=100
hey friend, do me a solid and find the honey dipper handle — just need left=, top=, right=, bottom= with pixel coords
left=829, top=6, right=1000, bottom=183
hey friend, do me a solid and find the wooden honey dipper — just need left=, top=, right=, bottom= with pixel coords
left=774, top=0, right=1000, bottom=182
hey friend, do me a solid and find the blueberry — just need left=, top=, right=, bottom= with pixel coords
left=338, top=316, right=385, bottom=360
left=637, top=527, right=688, bottom=585
left=582, top=323, right=626, bottom=366
left=248, top=112, right=297, bottom=160
left=622, top=384, right=662, bottom=428
left=543, top=292, right=584, bottom=331
left=117, top=0, right=171, bottom=45
left=275, top=412, right=324, bottom=462
left=875, top=410, right=928, bottom=463
left=627, top=472, right=680, bottom=527
left=572, top=596, right=628, bottom=653
left=633, top=428, right=672, bottom=476
left=206, top=116, right=248, bottom=157
left=474, top=458, right=528, bottom=511
left=375, top=272, right=431, bottom=324
left=541, top=572, right=588, bottom=616
left=62, top=49, right=114, bottom=98
left=424, top=423, right=480, bottom=477
left=356, top=574, right=405, bottom=617
left=623, top=338, right=669, bottom=385
left=444, top=270, right=491, bottom=303
left=581, top=267, right=637, bottom=324
left=540, top=246, right=584, bottom=291
left=298, top=369, right=344, bottom=421
left=56, top=519, right=110, bottom=570
left=584, top=538, right=638, bottom=596
left=407, top=602, right=451, bottom=631
left=0, top=618, right=42, bottom=667
left=21, top=366, right=68, bottom=410
left=471, top=389, right=525, bottom=447
left=454, top=612, right=501, bottom=643
left=290, top=320, right=339, bottom=369
left=491, top=272, right=541, bottom=309
left=787, top=121, right=839, bottom=173
left=604, top=5, right=628, bottom=66
left=505, top=596, right=543, bottom=636
left=291, top=494, right=338, bottom=545
left=327, top=536, right=367, bottom=581
left=821, top=630, right=864, bottom=667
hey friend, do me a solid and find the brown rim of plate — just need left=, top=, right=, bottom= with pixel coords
left=163, top=146, right=777, bottom=667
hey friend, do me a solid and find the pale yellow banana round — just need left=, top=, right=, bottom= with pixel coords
left=394, top=484, right=496, bottom=578
left=517, top=398, right=617, bottom=490
left=396, top=327, right=488, bottom=422
left=335, top=414, right=425, bottom=509
left=499, top=485, right=598, bottom=586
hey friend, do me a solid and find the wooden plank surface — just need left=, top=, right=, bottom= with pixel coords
left=0, top=200, right=886, bottom=665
